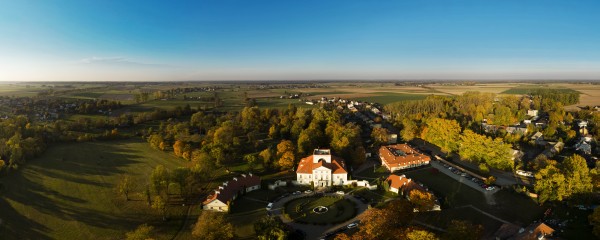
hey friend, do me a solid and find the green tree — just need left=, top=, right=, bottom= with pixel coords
left=151, top=196, right=167, bottom=220
left=259, top=148, right=274, bottom=169
left=125, top=224, right=154, bottom=240
left=117, top=175, right=135, bottom=201
left=254, top=216, right=289, bottom=240
left=400, top=119, right=418, bottom=142
left=534, top=164, right=567, bottom=205
left=192, top=211, right=234, bottom=240
left=371, top=127, right=390, bottom=146
left=444, top=220, right=483, bottom=240
left=562, top=154, right=593, bottom=197
left=421, top=118, right=460, bottom=153
left=150, top=165, right=169, bottom=195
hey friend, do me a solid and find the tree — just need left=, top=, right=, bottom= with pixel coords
left=562, top=154, right=593, bottom=197
left=150, top=165, right=169, bottom=195
left=151, top=196, right=167, bottom=220
left=405, top=229, right=438, bottom=240
left=371, top=127, right=390, bottom=146
left=254, top=216, right=289, bottom=240
left=173, top=140, right=185, bottom=157
left=125, top=224, right=154, bottom=240
left=192, top=211, right=234, bottom=240
left=534, top=164, right=567, bottom=205
left=0, top=159, right=5, bottom=172
left=278, top=151, right=295, bottom=171
left=409, top=189, right=435, bottom=212
left=421, top=118, right=461, bottom=153
left=117, top=175, right=135, bottom=201
left=276, top=140, right=295, bottom=156
left=590, top=207, right=600, bottom=238
left=259, top=148, right=274, bottom=169
left=191, top=150, right=216, bottom=176
left=400, top=119, right=418, bottom=142
left=444, top=220, right=483, bottom=240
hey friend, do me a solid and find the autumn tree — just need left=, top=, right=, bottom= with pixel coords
left=421, top=118, right=461, bottom=153
left=253, top=216, right=289, bottom=240
left=192, top=211, right=234, bottom=240
left=371, top=127, right=390, bottom=146
left=0, top=159, right=5, bottom=172
left=409, top=189, right=436, bottom=212
left=125, top=224, right=154, bottom=240
left=278, top=151, right=295, bottom=171
left=259, top=148, right=274, bottom=169
left=357, top=200, right=414, bottom=240
left=400, top=119, right=418, bottom=142
left=190, top=150, right=216, bottom=177
left=562, top=154, right=593, bottom=197
left=405, top=228, right=438, bottom=240
left=444, top=220, right=483, bottom=240
left=150, top=165, right=169, bottom=195
left=173, top=140, right=185, bottom=157
left=151, top=196, right=167, bottom=220
left=534, top=164, right=567, bottom=205
left=117, top=175, right=135, bottom=201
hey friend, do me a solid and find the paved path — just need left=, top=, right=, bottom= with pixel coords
left=271, top=193, right=369, bottom=240
left=456, top=205, right=510, bottom=224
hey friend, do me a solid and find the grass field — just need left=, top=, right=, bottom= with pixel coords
left=502, top=86, right=580, bottom=95
left=405, top=168, right=544, bottom=226
left=0, top=139, right=188, bottom=240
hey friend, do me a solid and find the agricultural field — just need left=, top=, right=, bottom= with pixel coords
left=0, top=139, right=189, bottom=240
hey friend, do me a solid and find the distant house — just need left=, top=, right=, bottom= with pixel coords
left=531, top=132, right=546, bottom=146
left=542, top=142, right=564, bottom=158
left=386, top=174, right=440, bottom=211
left=296, top=149, right=348, bottom=187
left=511, top=149, right=525, bottom=162
left=202, top=173, right=261, bottom=212
left=512, top=222, right=555, bottom=240
left=379, top=144, right=430, bottom=172
left=506, top=126, right=528, bottom=134
left=527, top=110, right=539, bottom=117
left=575, top=136, right=592, bottom=155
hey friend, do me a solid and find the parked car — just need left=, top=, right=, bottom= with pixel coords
left=336, top=191, right=345, bottom=195
left=304, top=190, right=313, bottom=194
left=292, top=191, right=301, bottom=195
left=486, top=186, right=495, bottom=191
left=266, top=202, right=273, bottom=210
left=461, top=173, right=467, bottom=177
left=347, top=223, right=358, bottom=229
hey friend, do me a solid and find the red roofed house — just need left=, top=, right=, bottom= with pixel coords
left=379, top=144, right=430, bottom=172
left=296, top=149, right=348, bottom=187
left=202, top=173, right=261, bottom=212
left=386, top=174, right=441, bottom=211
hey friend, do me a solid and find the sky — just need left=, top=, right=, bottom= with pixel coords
left=1, top=0, right=600, bottom=81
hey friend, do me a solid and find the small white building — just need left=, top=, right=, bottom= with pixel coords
left=203, top=173, right=261, bottom=212
left=527, top=110, right=539, bottom=117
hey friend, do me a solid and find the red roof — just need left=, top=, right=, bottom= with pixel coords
left=379, top=144, right=430, bottom=169
left=296, top=155, right=347, bottom=174
left=203, top=173, right=261, bottom=205
left=386, top=174, right=428, bottom=195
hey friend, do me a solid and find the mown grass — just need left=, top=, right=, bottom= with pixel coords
left=0, top=139, right=188, bottom=240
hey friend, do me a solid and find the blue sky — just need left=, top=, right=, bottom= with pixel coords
left=1, top=0, right=599, bottom=81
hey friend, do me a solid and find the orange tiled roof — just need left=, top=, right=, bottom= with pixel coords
left=379, top=144, right=430, bottom=168
left=387, top=174, right=428, bottom=195
left=296, top=155, right=347, bottom=174
left=203, top=173, right=261, bottom=205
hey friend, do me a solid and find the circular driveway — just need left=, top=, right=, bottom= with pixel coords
left=270, top=192, right=369, bottom=240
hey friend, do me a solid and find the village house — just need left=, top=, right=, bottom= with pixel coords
left=202, top=173, right=261, bottom=212
left=296, top=149, right=348, bottom=187
left=379, top=144, right=430, bottom=172
left=386, top=174, right=440, bottom=211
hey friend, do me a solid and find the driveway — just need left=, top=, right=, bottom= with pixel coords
left=270, top=192, right=369, bottom=240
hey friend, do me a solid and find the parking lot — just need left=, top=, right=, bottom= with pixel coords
left=430, top=159, right=500, bottom=196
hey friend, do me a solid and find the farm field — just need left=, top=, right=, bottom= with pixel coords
left=0, top=139, right=188, bottom=240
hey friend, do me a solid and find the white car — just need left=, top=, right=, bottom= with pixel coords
left=304, top=190, right=313, bottom=194
left=336, top=191, right=345, bottom=195
left=347, top=223, right=358, bottom=229
left=292, top=191, right=301, bottom=195
left=266, top=202, right=273, bottom=210
left=486, top=186, right=495, bottom=191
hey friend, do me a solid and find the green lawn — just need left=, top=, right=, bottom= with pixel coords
left=355, top=92, right=428, bottom=105
left=405, top=169, right=544, bottom=225
left=0, top=139, right=189, bottom=240
left=284, top=196, right=356, bottom=224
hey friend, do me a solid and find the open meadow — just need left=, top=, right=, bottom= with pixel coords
left=0, top=139, right=188, bottom=240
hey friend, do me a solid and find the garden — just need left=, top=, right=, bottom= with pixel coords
left=283, top=196, right=357, bottom=224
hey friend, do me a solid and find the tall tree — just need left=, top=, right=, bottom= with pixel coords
left=151, top=196, right=167, bottom=220
left=254, top=216, right=289, bottom=240
left=117, top=175, right=135, bottom=201
left=421, top=118, right=461, bottom=153
left=409, top=189, right=436, bottom=212
left=562, top=154, right=593, bottom=197
left=534, top=164, right=567, bottom=205
left=192, top=211, right=234, bottom=240
left=371, top=127, right=390, bottom=146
